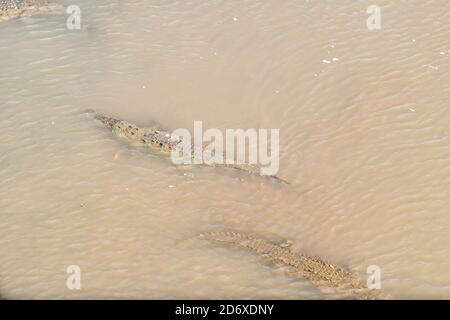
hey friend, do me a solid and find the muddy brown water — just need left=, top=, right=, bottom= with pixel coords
left=0, top=0, right=449, bottom=299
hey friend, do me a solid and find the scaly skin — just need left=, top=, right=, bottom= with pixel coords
left=0, top=0, right=60, bottom=20
left=91, top=111, right=289, bottom=184
left=199, top=231, right=390, bottom=299
left=93, top=112, right=181, bottom=153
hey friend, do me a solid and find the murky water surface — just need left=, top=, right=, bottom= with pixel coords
left=0, top=0, right=449, bottom=299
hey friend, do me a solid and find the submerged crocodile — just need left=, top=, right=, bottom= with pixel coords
left=199, top=231, right=390, bottom=299
left=90, top=111, right=289, bottom=184
left=0, top=0, right=61, bottom=20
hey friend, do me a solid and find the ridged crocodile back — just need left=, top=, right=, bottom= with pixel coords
left=198, top=230, right=390, bottom=299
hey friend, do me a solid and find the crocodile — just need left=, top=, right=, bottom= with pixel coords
left=0, top=0, right=61, bottom=21
left=90, top=111, right=290, bottom=184
left=198, top=231, right=390, bottom=299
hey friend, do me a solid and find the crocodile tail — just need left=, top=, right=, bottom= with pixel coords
left=266, top=174, right=290, bottom=185
left=198, top=231, right=256, bottom=245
